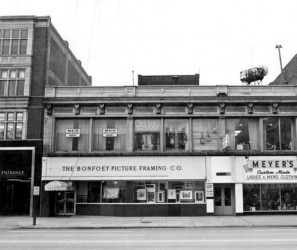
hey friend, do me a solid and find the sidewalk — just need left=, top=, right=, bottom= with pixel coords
left=1, top=215, right=297, bottom=229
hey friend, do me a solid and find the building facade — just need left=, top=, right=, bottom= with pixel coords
left=41, top=85, right=297, bottom=216
left=0, top=16, right=91, bottom=215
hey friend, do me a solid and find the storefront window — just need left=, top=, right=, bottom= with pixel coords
left=165, top=119, right=189, bottom=151
left=93, top=119, right=127, bottom=152
left=243, top=184, right=297, bottom=212
left=76, top=180, right=205, bottom=204
left=264, top=118, right=293, bottom=150
left=55, top=119, right=89, bottom=152
left=134, top=119, right=160, bottom=151
left=193, top=119, right=219, bottom=151
left=226, top=118, right=259, bottom=150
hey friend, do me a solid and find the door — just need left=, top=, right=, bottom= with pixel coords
left=214, top=185, right=234, bottom=215
left=55, top=191, right=75, bottom=215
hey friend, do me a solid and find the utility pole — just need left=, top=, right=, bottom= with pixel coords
left=275, top=44, right=286, bottom=84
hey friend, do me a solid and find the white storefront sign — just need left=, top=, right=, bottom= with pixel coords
left=103, top=129, right=117, bottom=137
left=66, top=129, right=80, bottom=137
left=42, top=156, right=206, bottom=181
left=243, top=158, right=297, bottom=183
left=205, top=183, right=214, bottom=198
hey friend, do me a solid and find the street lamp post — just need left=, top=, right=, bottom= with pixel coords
left=275, top=44, right=286, bottom=84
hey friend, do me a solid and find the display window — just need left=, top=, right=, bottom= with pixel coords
left=243, top=184, right=297, bottom=211
left=193, top=119, right=219, bottom=151
left=134, top=119, right=160, bottom=151
left=55, top=119, right=89, bottom=152
left=226, top=118, right=259, bottom=150
left=76, top=180, right=205, bottom=204
left=165, top=119, right=189, bottom=151
left=93, top=119, right=127, bottom=152
left=263, top=117, right=294, bottom=150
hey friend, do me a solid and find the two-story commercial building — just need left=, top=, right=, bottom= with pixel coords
left=41, top=82, right=297, bottom=216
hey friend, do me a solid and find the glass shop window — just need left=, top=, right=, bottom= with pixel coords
left=243, top=184, right=297, bottom=212
left=93, top=119, right=127, bottom=152
left=55, top=119, right=89, bottom=152
left=165, top=119, right=189, bottom=151
left=264, top=118, right=293, bottom=150
left=134, top=119, right=160, bottom=151
left=76, top=180, right=205, bottom=204
left=226, top=118, right=259, bottom=150
left=193, top=119, right=219, bottom=151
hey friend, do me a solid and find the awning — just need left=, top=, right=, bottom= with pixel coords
left=44, top=181, right=72, bottom=191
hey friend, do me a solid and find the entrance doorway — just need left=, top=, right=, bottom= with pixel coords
left=55, top=191, right=75, bottom=215
left=0, top=180, right=30, bottom=215
left=214, top=184, right=234, bottom=215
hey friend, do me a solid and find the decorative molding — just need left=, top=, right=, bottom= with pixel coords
left=272, top=103, right=278, bottom=114
left=155, top=103, right=162, bottom=114
left=127, top=104, right=133, bottom=114
left=46, top=104, right=52, bottom=115
left=74, top=104, right=80, bottom=115
left=99, top=104, right=105, bottom=115
left=187, top=103, right=193, bottom=114
left=247, top=103, right=254, bottom=114
left=219, top=103, right=225, bottom=114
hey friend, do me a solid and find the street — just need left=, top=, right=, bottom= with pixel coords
left=1, top=227, right=297, bottom=249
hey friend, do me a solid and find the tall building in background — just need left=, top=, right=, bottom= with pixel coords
left=271, top=54, right=297, bottom=85
left=0, top=16, right=92, bottom=215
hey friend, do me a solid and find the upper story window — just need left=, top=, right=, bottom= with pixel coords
left=0, top=29, right=28, bottom=55
left=193, top=119, right=219, bottom=151
left=264, top=118, right=294, bottom=150
left=134, top=119, right=160, bottom=151
left=165, top=119, right=189, bottom=151
left=226, top=118, right=259, bottom=150
left=0, top=69, right=25, bottom=96
left=0, top=111, right=24, bottom=140
left=55, top=119, right=89, bottom=152
left=93, top=119, right=127, bottom=151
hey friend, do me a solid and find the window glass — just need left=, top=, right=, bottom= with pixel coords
left=0, top=81, right=5, bottom=96
left=93, top=119, right=127, bottom=152
left=16, top=113, right=23, bottom=121
left=21, top=30, right=28, bottom=38
left=243, top=184, right=261, bottom=211
left=7, top=112, right=14, bottom=121
left=165, top=119, right=189, bottom=151
left=0, top=30, right=2, bottom=38
left=76, top=180, right=204, bottom=204
left=3, top=30, right=10, bottom=38
left=6, top=123, right=13, bottom=139
left=193, top=119, right=219, bottom=150
left=134, top=119, right=160, bottom=151
left=1, top=70, right=8, bottom=78
left=0, top=123, right=4, bottom=139
left=17, top=80, right=24, bottom=96
left=0, top=113, right=5, bottom=121
left=10, top=70, right=16, bottom=78
left=264, top=118, right=292, bottom=150
left=2, top=40, right=10, bottom=54
left=15, top=123, right=23, bottom=139
left=226, top=118, right=259, bottom=150
left=20, top=40, right=27, bottom=54
left=55, top=119, right=89, bottom=152
left=18, top=70, right=25, bottom=78
left=8, top=81, right=16, bottom=96
left=11, top=40, right=19, bottom=54
left=12, top=30, right=19, bottom=38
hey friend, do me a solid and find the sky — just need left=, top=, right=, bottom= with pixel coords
left=2, top=0, right=297, bottom=86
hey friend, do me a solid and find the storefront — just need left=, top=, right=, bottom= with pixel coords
left=237, top=156, right=297, bottom=214
left=206, top=156, right=297, bottom=215
left=42, top=156, right=207, bottom=216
